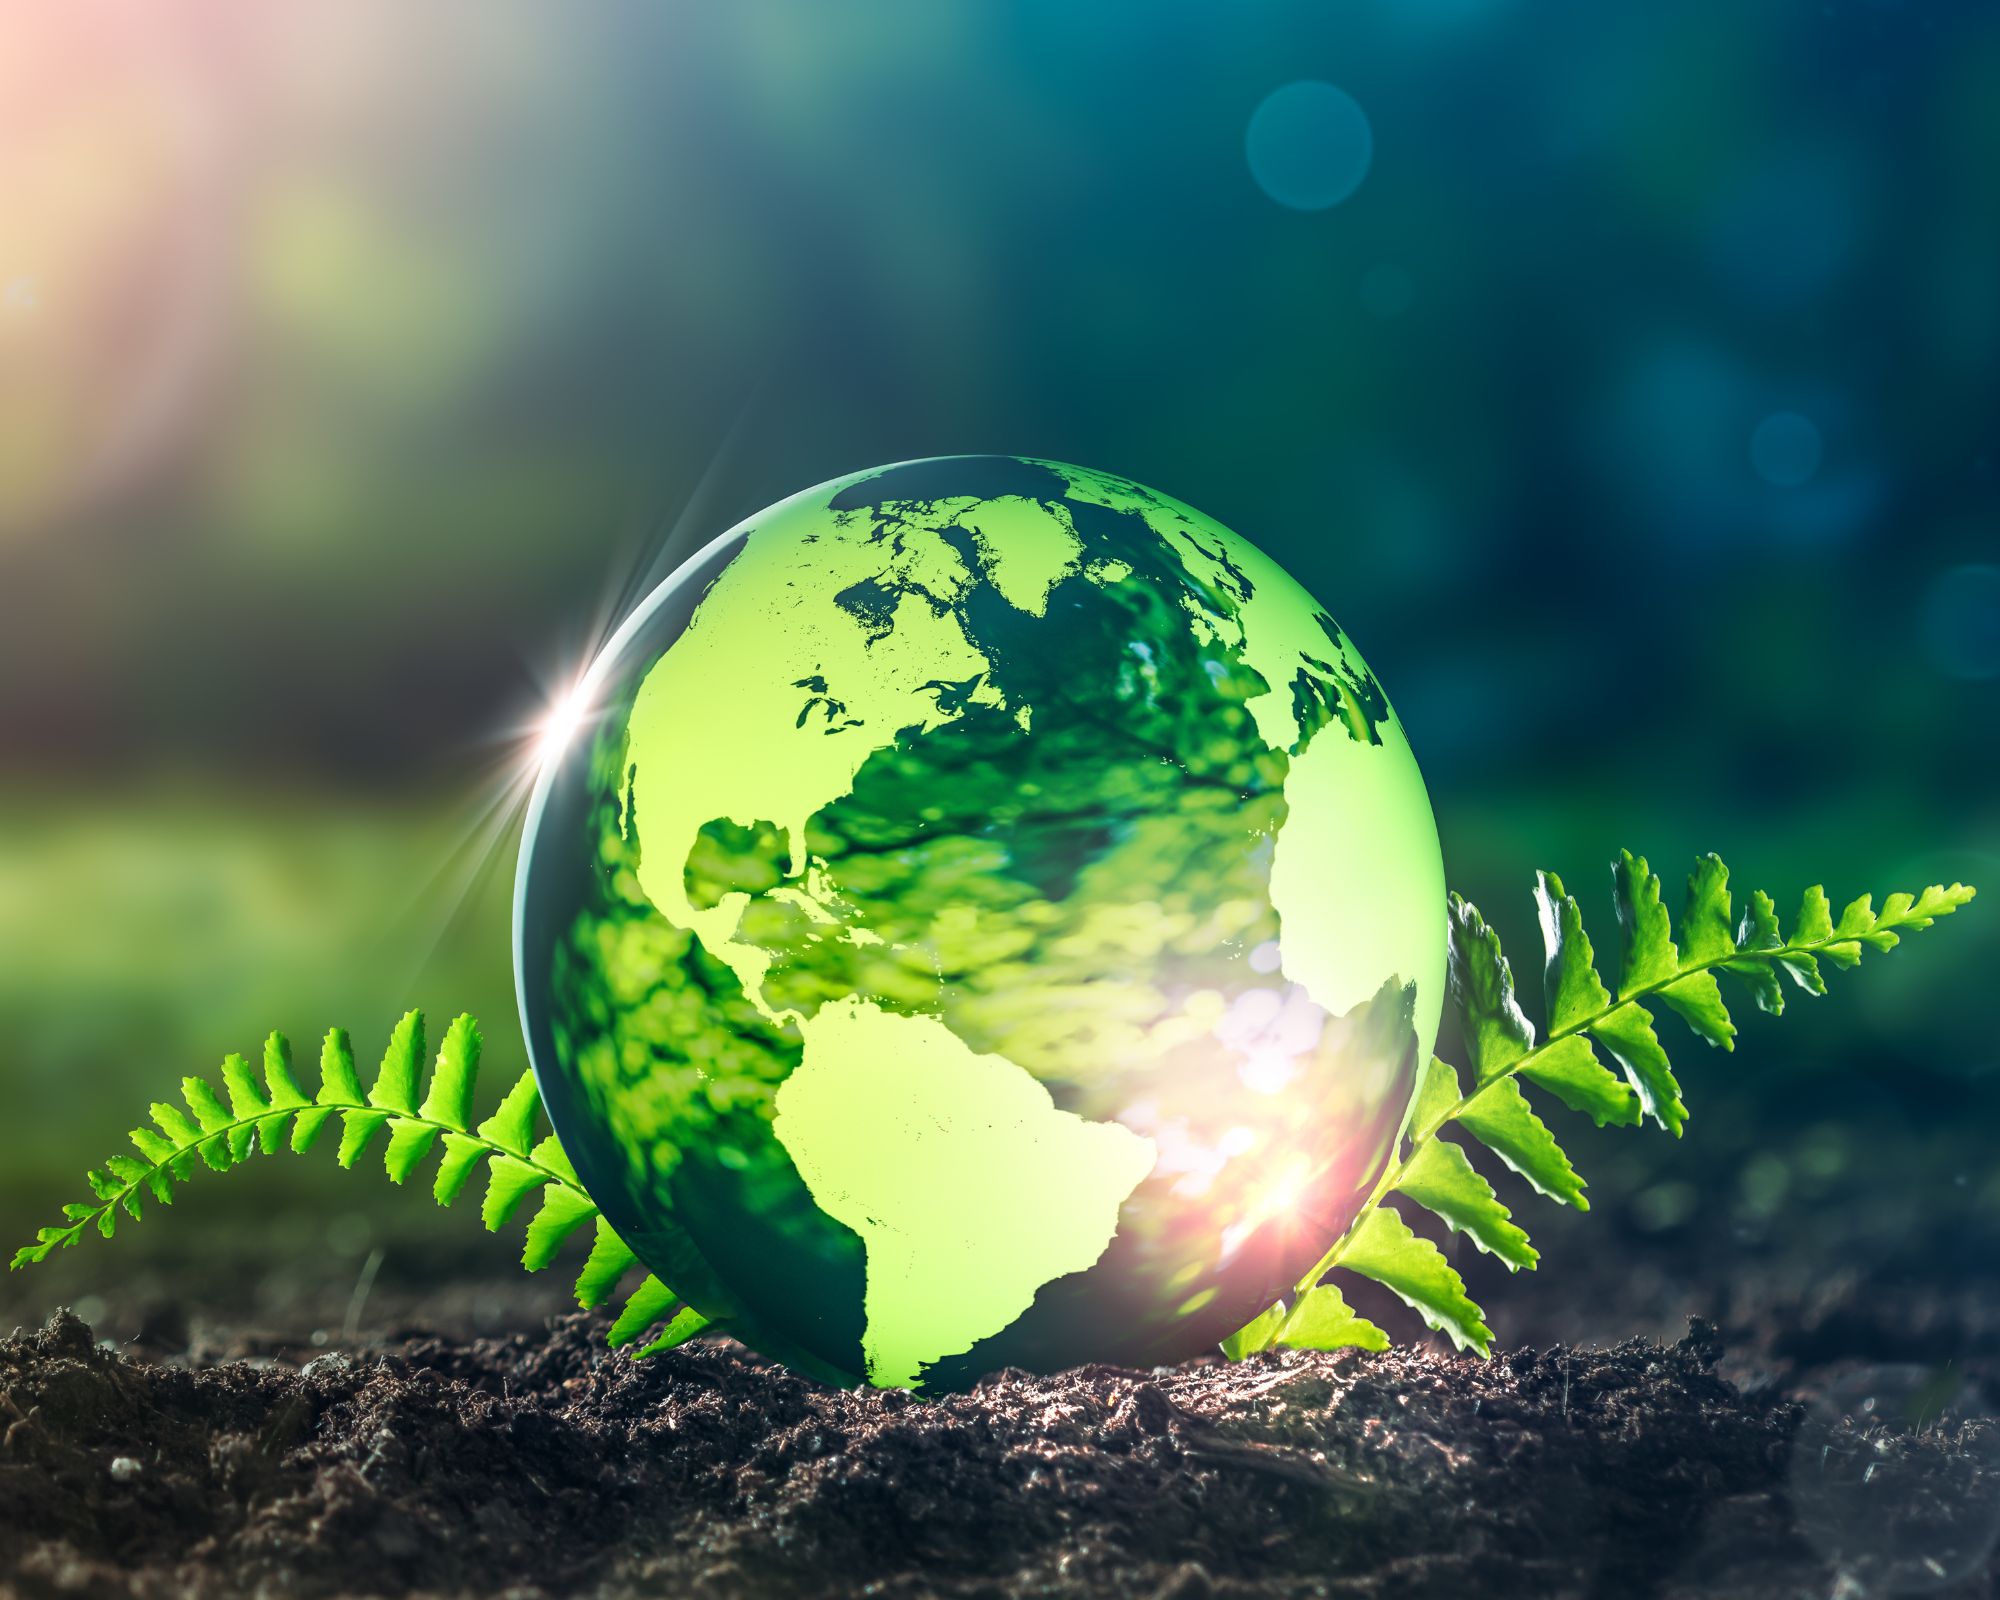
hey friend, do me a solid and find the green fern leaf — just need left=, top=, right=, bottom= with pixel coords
left=528, top=1133, right=578, bottom=1184
left=1533, top=870, right=1614, bottom=1033
left=1396, top=1138, right=1536, bottom=1270
left=574, top=1218, right=638, bottom=1309
left=1446, top=894, right=1534, bottom=1082
left=632, top=1307, right=711, bottom=1358
left=606, top=1270, right=712, bottom=1355
left=367, top=1010, right=425, bottom=1117
left=1219, top=1300, right=1286, bottom=1359
left=1589, top=1001, right=1687, bottom=1136
left=182, top=1076, right=232, bottom=1134
left=218, top=1054, right=267, bottom=1161
left=1339, top=1205, right=1491, bottom=1354
left=1275, top=1285, right=1388, bottom=1353
left=262, top=1032, right=308, bottom=1111
left=12, top=1225, right=74, bottom=1268
left=336, top=1108, right=391, bottom=1168
left=1790, top=890, right=1857, bottom=967
left=1612, top=851, right=1681, bottom=996
left=608, top=1274, right=680, bottom=1348
left=1515, top=1033, right=1640, bottom=1127
left=1896, top=888, right=1976, bottom=924
left=255, top=1035, right=306, bottom=1151
left=318, top=1028, right=363, bottom=1105
left=149, top=1101, right=202, bottom=1148
left=1727, top=886, right=1789, bottom=1014
left=1778, top=946, right=1828, bottom=996
left=1454, top=1076, right=1588, bottom=1210
left=1795, top=884, right=1835, bottom=945
left=479, top=1072, right=541, bottom=1159
left=1737, top=887, right=1784, bottom=950
left=433, top=1131, right=488, bottom=1205
left=289, top=1104, right=338, bottom=1155
left=1720, top=958, right=1784, bottom=1015
left=1657, top=970, right=1736, bottom=1050
left=382, top=1119, right=441, bottom=1184
left=1829, top=890, right=1882, bottom=963
left=1406, top=1055, right=1461, bottom=1140
left=481, top=1153, right=549, bottom=1229
left=1837, top=889, right=1879, bottom=938
left=418, top=1014, right=481, bottom=1131
left=220, top=1054, right=269, bottom=1120
left=522, top=1185, right=597, bottom=1272
left=1679, top=854, right=1736, bottom=966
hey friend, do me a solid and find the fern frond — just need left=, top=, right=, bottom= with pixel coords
left=1238, top=855, right=1974, bottom=1360
left=10, top=1013, right=705, bottom=1359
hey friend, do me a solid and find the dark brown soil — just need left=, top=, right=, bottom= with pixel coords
left=7, top=1081, right=2000, bottom=1600
left=4, top=1300, right=1998, bottom=1600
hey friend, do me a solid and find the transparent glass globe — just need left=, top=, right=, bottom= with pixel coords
left=515, top=456, right=1443, bottom=1391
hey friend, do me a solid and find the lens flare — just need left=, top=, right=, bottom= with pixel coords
left=534, top=682, right=591, bottom=769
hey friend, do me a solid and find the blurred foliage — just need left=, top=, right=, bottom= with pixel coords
left=1, top=0, right=1995, bottom=1333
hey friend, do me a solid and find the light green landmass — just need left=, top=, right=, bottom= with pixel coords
left=622, top=510, right=1005, bottom=1015
left=772, top=997, right=1158, bottom=1387
left=958, top=494, right=1082, bottom=615
left=1044, top=461, right=1446, bottom=1062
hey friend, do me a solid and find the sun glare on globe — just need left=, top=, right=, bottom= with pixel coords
left=514, top=456, right=1446, bottom=1393
left=533, top=681, right=592, bottom=770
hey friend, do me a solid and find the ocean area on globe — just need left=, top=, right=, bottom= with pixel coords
left=514, top=455, right=1445, bottom=1392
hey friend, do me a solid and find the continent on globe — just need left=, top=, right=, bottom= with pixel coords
left=517, top=455, right=1446, bottom=1391
left=772, top=997, right=1158, bottom=1388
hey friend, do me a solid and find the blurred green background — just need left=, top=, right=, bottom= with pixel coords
left=2, top=0, right=1995, bottom=1352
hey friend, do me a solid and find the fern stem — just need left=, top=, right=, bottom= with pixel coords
left=1280, top=918, right=1915, bottom=1327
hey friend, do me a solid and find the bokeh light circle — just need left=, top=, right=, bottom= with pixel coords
left=1750, top=411, right=1823, bottom=487
left=1246, top=82, right=1374, bottom=211
left=1919, top=564, right=2000, bottom=681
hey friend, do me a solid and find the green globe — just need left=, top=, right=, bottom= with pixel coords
left=515, top=457, right=1445, bottom=1392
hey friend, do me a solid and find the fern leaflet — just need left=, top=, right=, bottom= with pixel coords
left=12, top=1011, right=708, bottom=1357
